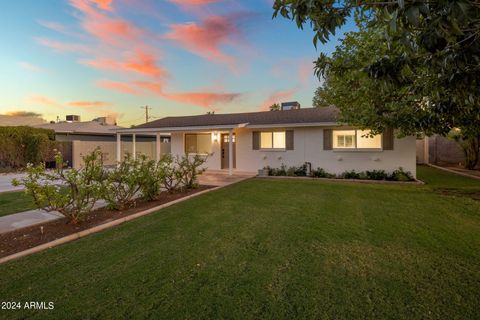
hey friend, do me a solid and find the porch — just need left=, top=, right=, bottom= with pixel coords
left=115, top=124, right=247, bottom=176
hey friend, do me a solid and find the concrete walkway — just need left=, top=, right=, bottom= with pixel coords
left=0, top=172, right=254, bottom=235
left=0, top=172, right=26, bottom=193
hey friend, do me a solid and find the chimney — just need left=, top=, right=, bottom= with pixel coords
left=66, top=115, right=80, bottom=122
left=281, top=101, right=300, bottom=110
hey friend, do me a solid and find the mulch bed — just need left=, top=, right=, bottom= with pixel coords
left=0, top=185, right=215, bottom=259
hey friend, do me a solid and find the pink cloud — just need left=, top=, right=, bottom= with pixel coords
left=260, top=88, right=297, bottom=111
left=164, top=92, right=240, bottom=109
left=91, top=0, right=113, bottom=11
left=85, top=50, right=168, bottom=78
left=97, top=80, right=140, bottom=95
left=165, top=15, right=239, bottom=69
left=69, top=101, right=111, bottom=107
left=169, top=0, right=220, bottom=5
left=27, top=95, right=62, bottom=108
left=69, top=0, right=144, bottom=46
left=36, top=37, right=91, bottom=53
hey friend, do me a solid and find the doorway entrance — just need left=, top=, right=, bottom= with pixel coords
left=221, top=133, right=236, bottom=169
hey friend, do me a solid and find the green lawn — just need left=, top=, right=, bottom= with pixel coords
left=0, top=191, right=36, bottom=217
left=0, top=166, right=479, bottom=319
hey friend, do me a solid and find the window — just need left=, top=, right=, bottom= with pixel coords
left=260, top=131, right=286, bottom=149
left=333, top=129, right=382, bottom=150
left=185, top=133, right=211, bottom=154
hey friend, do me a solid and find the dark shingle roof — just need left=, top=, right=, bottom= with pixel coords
left=134, top=107, right=338, bottom=129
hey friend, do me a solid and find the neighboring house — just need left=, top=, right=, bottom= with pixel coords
left=116, top=106, right=417, bottom=178
left=35, top=116, right=170, bottom=168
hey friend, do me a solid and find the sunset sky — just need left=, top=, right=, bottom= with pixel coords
left=0, top=0, right=355, bottom=127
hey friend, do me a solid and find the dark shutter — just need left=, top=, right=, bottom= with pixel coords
left=286, top=130, right=294, bottom=150
left=252, top=131, right=260, bottom=150
left=382, top=128, right=394, bottom=150
left=323, top=129, right=332, bottom=150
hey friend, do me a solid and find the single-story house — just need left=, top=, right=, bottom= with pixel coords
left=35, top=116, right=170, bottom=168
left=116, top=106, right=417, bottom=178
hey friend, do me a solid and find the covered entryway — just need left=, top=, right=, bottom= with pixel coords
left=221, top=133, right=236, bottom=169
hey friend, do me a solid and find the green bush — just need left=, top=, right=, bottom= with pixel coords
left=366, top=170, right=388, bottom=180
left=177, top=154, right=208, bottom=190
left=12, top=149, right=106, bottom=224
left=102, top=153, right=145, bottom=210
left=311, top=167, right=334, bottom=178
left=0, top=126, right=56, bottom=169
left=341, top=170, right=361, bottom=179
left=388, top=167, right=414, bottom=181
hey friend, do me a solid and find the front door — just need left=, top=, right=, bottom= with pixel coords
left=221, top=133, right=236, bottom=169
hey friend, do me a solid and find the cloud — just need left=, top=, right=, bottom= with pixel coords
left=37, top=20, right=79, bottom=37
left=91, top=0, right=113, bottom=11
left=84, top=50, right=168, bottom=78
left=36, top=37, right=91, bottom=53
left=27, top=95, right=63, bottom=108
left=164, top=92, right=241, bottom=109
left=96, top=80, right=140, bottom=95
left=165, top=15, right=241, bottom=70
left=96, top=79, right=240, bottom=109
left=168, top=0, right=221, bottom=10
left=19, top=62, right=45, bottom=73
left=69, top=101, right=111, bottom=107
left=260, top=88, right=297, bottom=111
left=69, top=0, right=144, bottom=46
left=5, top=111, right=43, bottom=117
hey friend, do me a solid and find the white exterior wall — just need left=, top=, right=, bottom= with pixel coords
left=169, top=127, right=417, bottom=178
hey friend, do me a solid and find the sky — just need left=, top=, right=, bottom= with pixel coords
left=0, top=0, right=356, bottom=127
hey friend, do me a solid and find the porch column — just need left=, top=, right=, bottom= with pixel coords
left=156, top=132, right=161, bottom=161
left=228, top=129, right=233, bottom=176
left=116, top=133, right=121, bottom=164
left=132, top=133, right=136, bottom=160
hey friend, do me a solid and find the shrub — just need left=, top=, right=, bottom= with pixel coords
left=0, top=126, right=56, bottom=169
left=341, top=170, right=361, bottom=179
left=366, top=170, right=388, bottom=180
left=102, top=153, right=144, bottom=210
left=137, top=155, right=163, bottom=201
left=311, top=167, right=332, bottom=178
left=12, top=149, right=106, bottom=224
left=388, top=167, right=414, bottom=181
left=176, top=154, right=208, bottom=190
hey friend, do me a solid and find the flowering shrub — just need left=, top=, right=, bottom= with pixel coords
left=12, top=149, right=106, bottom=224
left=102, top=153, right=144, bottom=210
left=13, top=149, right=209, bottom=223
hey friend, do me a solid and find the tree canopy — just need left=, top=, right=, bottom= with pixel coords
left=273, top=0, right=480, bottom=138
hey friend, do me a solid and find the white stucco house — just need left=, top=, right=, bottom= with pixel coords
left=115, top=106, right=417, bottom=178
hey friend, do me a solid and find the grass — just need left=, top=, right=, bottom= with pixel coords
left=0, top=165, right=479, bottom=319
left=0, top=191, right=36, bottom=217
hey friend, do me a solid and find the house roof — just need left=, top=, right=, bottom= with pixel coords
left=34, top=121, right=123, bottom=135
left=132, top=107, right=339, bottom=130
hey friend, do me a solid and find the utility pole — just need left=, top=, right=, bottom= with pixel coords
left=141, top=105, right=151, bottom=123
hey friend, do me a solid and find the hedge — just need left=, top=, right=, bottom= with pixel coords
left=0, top=126, right=58, bottom=169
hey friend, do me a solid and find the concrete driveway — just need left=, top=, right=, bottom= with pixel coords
left=0, top=172, right=27, bottom=193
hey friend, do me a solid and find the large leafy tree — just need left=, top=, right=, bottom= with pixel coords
left=273, top=0, right=480, bottom=168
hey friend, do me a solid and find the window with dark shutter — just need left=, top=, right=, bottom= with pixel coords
left=323, top=129, right=333, bottom=150
left=286, top=130, right=294, bottom=150
left=252, top=131, right=260, bottom=150
left=382, top=128, right=394, bottom=150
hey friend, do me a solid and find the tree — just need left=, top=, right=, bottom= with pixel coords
left=274, top=0, right=480, bottom=168
left=312, top=87, right=330, bottom=108
left=269, top=103, right=281, bottom=111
